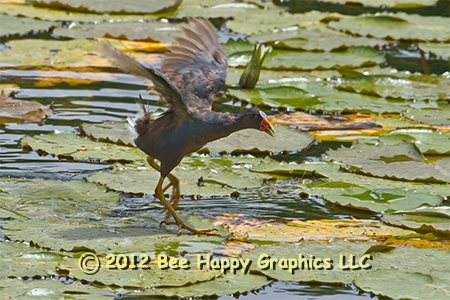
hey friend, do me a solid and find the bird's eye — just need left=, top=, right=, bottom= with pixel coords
left=259, top=111, right=267, bottom=118
left=254, top=115, right=259, bottom=120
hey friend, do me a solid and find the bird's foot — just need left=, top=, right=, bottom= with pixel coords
left=160, top=220, right=219, bottom=236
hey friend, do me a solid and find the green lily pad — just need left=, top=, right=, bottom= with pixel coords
left=0, top=278, right=111, bottom=299
left=0, top=3, right=172, bottom=22
left=80, top=121, right=135, bottom=147
left=354, top=269, right=450, bottom=300
left=0, top=14, right=56, bottom=37
left=319, top=187, right=443, bottom=213
left=253, top=160, right=450, bottom=197
left=324, top=141, right=450, bottom=184
left=58, top=256, right=221, bottom=288
left=336, top=74, right=450, bottom=101
left=361, top=129, right=450, bottom=155
left=86, top=155, right=274, bottom=197
left=229, top=47, right=385, bottom=70
left=0, top=177, right=120, bottom=220
left=20, top=131, right=147, bottom=163
left=420, top=42, right=450, bottom=58
left=130, top=272, right=271, bottom=297
left=381, top=206, right=450, bottom=235
left=3, top=217, right=225, bottom=255
left=249, top=25, right=389, bottom=51
left=403, top=106, right=450, bottom=126
left=328, top=13, right=450, bottom=42
left=31, top=0, right=181, bottom=14
left=243, top=239, right=376, bottom=284
left=0, top=242, right=62, bottom=278
left=53, top=21, right=182, bottom=42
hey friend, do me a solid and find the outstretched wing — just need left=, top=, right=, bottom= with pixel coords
left=98, top=40, right=191, bottom=118
left=161, top=18, right=228, bottom=110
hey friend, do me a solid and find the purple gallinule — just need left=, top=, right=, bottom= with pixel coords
left=99, top=18, right=275, bottom=235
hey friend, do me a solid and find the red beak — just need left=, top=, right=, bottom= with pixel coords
left=260, top=117, right=275, bottom=137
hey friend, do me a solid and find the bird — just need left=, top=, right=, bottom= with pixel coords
left=98, top=18, right=275, bottom=236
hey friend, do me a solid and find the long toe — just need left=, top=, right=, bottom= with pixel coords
left=161, top=219, right=219, bottom=236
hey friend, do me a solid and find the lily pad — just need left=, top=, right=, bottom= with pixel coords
left=246, top=219, right=417, bottom=243
left=130, top=272, right=271, bottom=297
left=0, top=242, right=62, bottom=278
left=318, top=187, right=443, bottom=213
left=53, top=21, right=182, bottom=42
left=243, top=239, right=376, bottom=284
left=20, top=131, right=147, bottom=163
left=420, top=42, right=450, bottom=58
left=80, top=121, right=135, bottom=147
left=86, top=155, right=274, bottom=197
left=0, top=3, right=174, bottom=22
left=229, top=47, right=385, bottom=70
left=336, top=74, right=450, bottom=101
left=31, top=0, right=182, bottom=14
left=0, top=91, right=53, bottom=124
left=0, top=278, right=111, bottom=299
left=362, top=129, right=450, bottom=156
left=403, top=106, right=450, bottom=127
left=0, top=177, right=120, bottom=220
left=0, top=14, right=56, bottom=37
left=58, top=256, right=221, bottom=288
left=249, top=25, right=389, bottom=51
left=381, top=206, right=450, bottom=235
left=354, top=269, right=450, bottom=300
left=324, top=141, right=450, bottom=184
left=3, top=217, right=226, bottom=255
left=328, top=13, right=450, bottom=42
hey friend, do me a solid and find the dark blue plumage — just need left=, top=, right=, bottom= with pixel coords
left=99, top=18, right=275, bottom=235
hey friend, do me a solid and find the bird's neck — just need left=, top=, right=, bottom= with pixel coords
left=196, top=110, right=252, bottom=142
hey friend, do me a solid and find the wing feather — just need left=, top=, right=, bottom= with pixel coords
left=98, top=40, right=191, bottom=119
left=161, top=18, right=228, bottom=109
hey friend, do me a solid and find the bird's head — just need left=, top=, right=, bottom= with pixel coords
left=244, top=108, right=275, bottom=137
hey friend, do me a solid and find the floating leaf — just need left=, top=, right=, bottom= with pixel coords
left=31, top=0, right=182, bottom=14
left=318, top=187, right=443, bottom=213
left=328, top=13, right=450, bottom=42
left=336, top=74, right=450, bottom=101
left=54, top=21, right=182, bottom=42
left=80, top=121, right=135, bottom=147
left=130, top=272, right=271, bottom=297
left=229, top=47, right=385, bottom=70
left=362, top=129, right=450, bottom=155
left=0, top=14, right=56, bottom=37
left=249, top=25, right=389, bottom=51
left=354, top=269, right=450, bottom=300
left=0, top=91, right=53, bottom=124
left=20, top=131, right=147, bottom=162
left=420, top=42, right=450, bottom=58
left=325, top=141, right=450, bottom=183
left=243, top=239, right=376, bottom=284
left=0, top=177, right=120, bottom=220
left=87, top=155, right=275, bottom=197
left=0, top=39, right=161, bottom=68
left=403, top=106, right=450, bottom=127
left=58, top=256, right=221, bottom=288
left=246, top=219, right=417, bottom=243
left=382, top=206, right=450, bottom=235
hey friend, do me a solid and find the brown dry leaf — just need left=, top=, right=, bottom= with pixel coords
left=0, top=90, right=52, bottom=124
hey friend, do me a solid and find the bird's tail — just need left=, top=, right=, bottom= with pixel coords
left=127, top=95, right=151, bottom=140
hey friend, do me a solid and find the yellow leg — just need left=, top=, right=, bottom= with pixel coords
left=147, top=157, right=218, bottom=236
left=147, top=157, right=180, bottom=217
